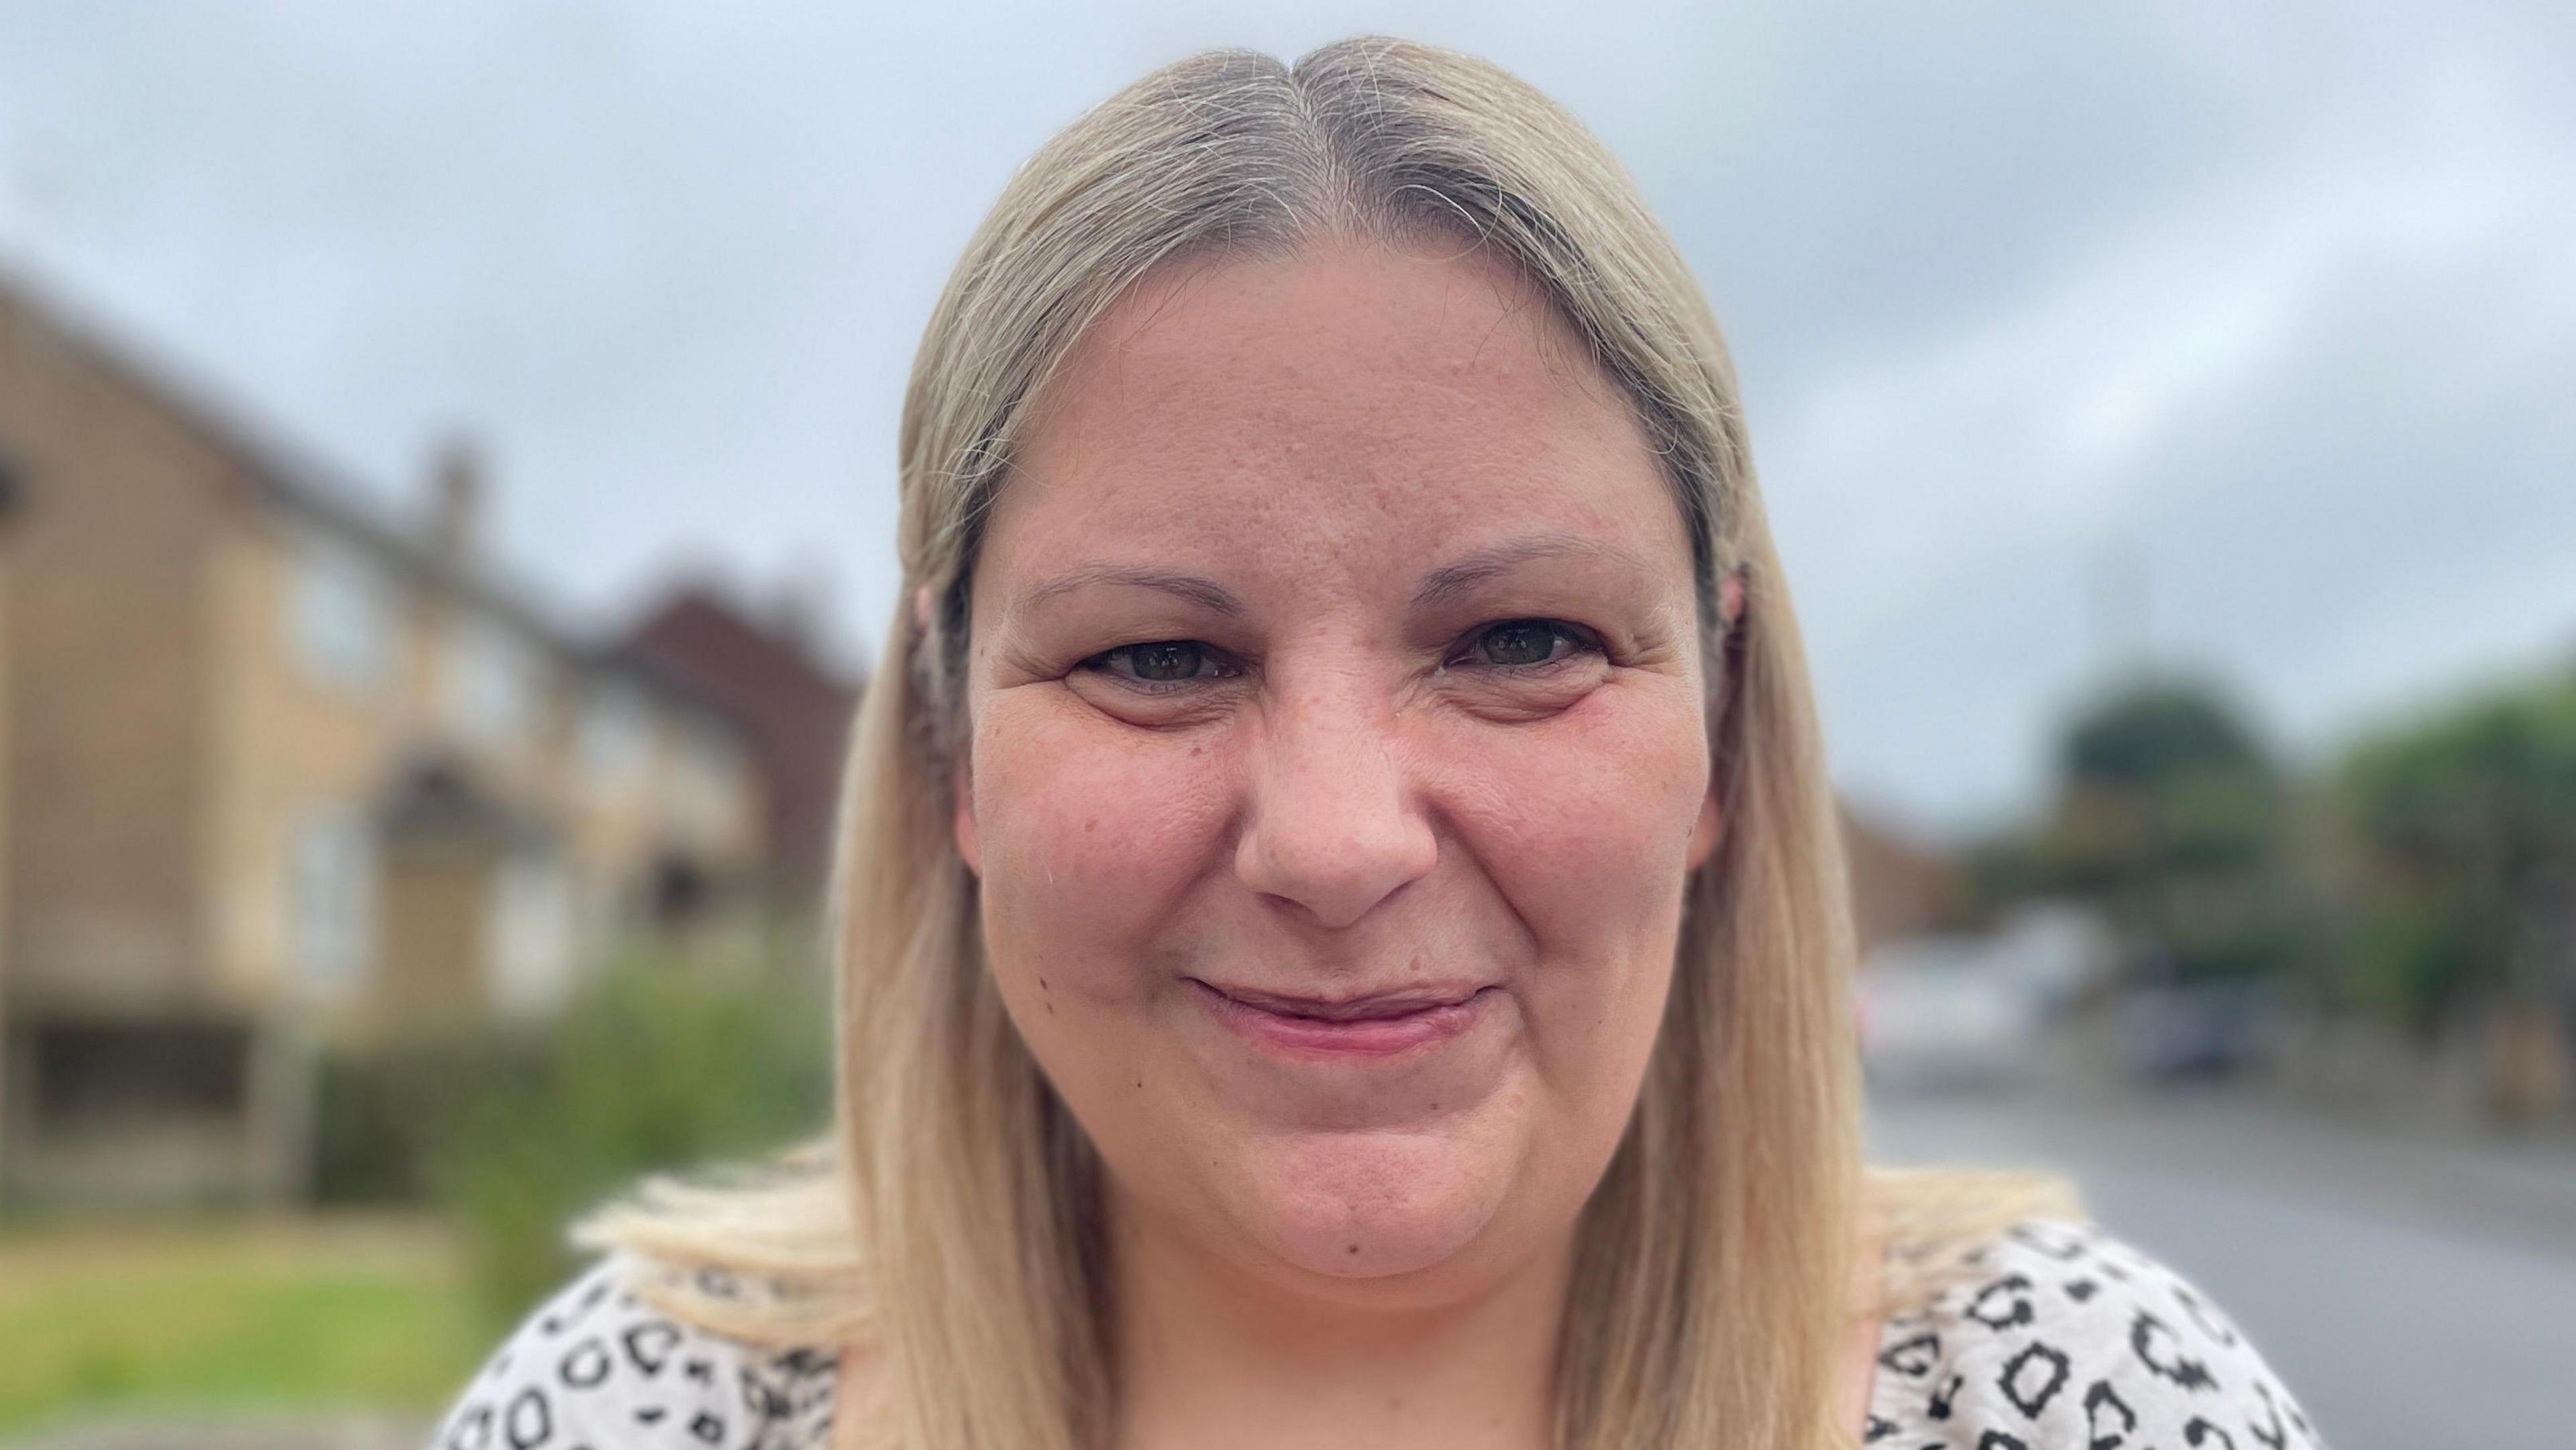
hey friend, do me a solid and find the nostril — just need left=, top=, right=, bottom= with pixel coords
left=1233, top=715, right=1438, bottom=929
left=1235, top=826, right=1436, bottom=931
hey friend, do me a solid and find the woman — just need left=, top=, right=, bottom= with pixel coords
left=428, top=36, right=2324, bottom=1450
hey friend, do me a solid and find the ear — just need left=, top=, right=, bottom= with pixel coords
left=1685, top=782, right=1723, bottom=872
left=1687, top=570, right=1745, bottom=874
left=951, top=757, right=982, bottom=878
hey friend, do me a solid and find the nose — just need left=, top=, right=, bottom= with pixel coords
left=1233, top=664, right=1438, bottom=931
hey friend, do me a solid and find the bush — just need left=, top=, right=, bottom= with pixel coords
left=312, top=1035, right=525, bottom=1206
left=313, top=941, right=833, bottom=1333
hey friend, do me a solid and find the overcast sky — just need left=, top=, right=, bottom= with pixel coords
left=3, top=1, right=2569, bottom=838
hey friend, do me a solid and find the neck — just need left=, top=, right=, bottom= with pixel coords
left=1106, top=1184, right=1573, bottom=1450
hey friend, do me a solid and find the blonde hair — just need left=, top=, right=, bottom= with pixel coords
left=576, top=35, right=2080, bottom=1450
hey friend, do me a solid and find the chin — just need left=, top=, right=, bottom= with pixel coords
left=1228, top=1125, right=1513, bottom=1281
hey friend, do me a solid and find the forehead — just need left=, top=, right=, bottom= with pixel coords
left=987, top=236, right=1688, bottom=593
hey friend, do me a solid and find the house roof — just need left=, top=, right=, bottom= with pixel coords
left=0, top=260, right=777, bottom=752
left=619, top=584, right=863, bottom=892
left=0, top=260, right=578, bottom=655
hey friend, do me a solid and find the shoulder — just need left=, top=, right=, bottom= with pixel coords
left=1868, top=1215, right=2328, bottom=1449
left=425, top=1252, right=844, bottom=1450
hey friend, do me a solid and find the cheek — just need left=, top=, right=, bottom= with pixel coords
left=1444, top=677, right=1709, bottom=940
left=970, top=694, right=1234, bottom=999
left=1427, top=678, right=1707, bottom=1075
left=967, top=698, right=1248, bottom=1198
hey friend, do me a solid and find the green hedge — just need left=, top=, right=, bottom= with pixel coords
left=313, top=942, right=833, bottom=1332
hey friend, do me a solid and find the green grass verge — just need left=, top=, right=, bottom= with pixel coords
left=0, top=1213, right=483, bottom=1437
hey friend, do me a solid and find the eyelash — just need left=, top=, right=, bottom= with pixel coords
left=1076, top=619, right=1605, bottom=696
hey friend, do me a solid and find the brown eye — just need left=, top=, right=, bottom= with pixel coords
left=1476, top=620, right=1574, bottom=667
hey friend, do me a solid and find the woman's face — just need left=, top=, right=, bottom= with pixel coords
left=955, top=237, right=1720, bottom=1301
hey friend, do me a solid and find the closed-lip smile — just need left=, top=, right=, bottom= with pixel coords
left=1187, top=977, right=1498, bottom=1057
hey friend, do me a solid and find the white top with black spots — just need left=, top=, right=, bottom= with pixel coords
left=423, top=1215, right=2327, bottom=1449
left=1863, top=1217, right=2326, bottom=1449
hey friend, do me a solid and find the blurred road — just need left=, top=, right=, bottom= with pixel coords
left=1868, top=1072, right=2576, bottom=1450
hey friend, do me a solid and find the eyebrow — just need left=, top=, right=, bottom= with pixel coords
left=1014, top=564, right=1246, bottom=619
left=1012, top=532, right=1652, bottom=623
left=1408, top=533, right=1654, bottom=611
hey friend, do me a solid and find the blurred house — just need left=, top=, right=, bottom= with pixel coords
left=0, top=276, right=785, bottom=1205
left=1841, top=802, right=1964, bottom=953
left=616, top=586, right=861, bottom=908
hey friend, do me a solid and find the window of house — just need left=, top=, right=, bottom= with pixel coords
left=32, top=1023, right=250, bottom=1125
left=287, top=532, right=393, bottom=694
left=669, top=720, right=749, bottom=841
left=488, top=851, right=576, bottom=1018
left=290, top=804, right=376, bottom=994
left=444, top=614, right=543, bottom=746
left=580, top=678, right=655, bottom=788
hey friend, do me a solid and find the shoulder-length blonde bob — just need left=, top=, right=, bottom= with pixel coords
left=580, top=33, right=2079, bottom=1450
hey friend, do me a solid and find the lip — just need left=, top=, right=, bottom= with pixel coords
left=1189, top=978, right=1497, bottom=1059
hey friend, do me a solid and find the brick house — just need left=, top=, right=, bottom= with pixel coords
left=1841, top=802, right=1966, bottom=954
left=617, top=588, right=861, bottom=909
left=0, top=272, right=769, bottom=1205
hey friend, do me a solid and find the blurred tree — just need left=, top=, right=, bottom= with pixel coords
left=1963, top=660, right=2576, bottom=1116
left=2062, top=683, right=2267, bottom=788
left=319, top=941, right=834, bottom=1333
left=2010, top=675, right=2306, bottom=992
left=2335, top=673, right=2576, bottom=1055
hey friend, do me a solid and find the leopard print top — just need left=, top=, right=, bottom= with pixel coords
left=423, top=1215, right=2328, bottom=1449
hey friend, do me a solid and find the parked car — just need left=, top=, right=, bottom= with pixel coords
left=2123, top=978, right=2266, bottom=1081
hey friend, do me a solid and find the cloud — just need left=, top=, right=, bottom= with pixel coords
left=2, top=1, right=2566, bottom=830
left=1771, top=18, right=2576, bottom=829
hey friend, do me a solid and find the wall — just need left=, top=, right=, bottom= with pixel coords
left=0, top=287, right=227, bottom=1019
